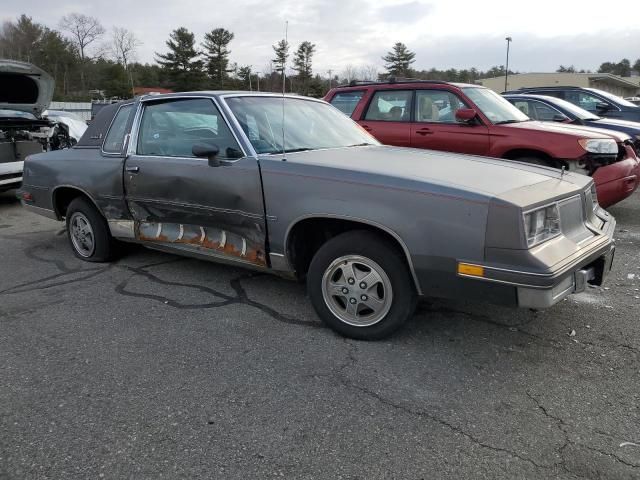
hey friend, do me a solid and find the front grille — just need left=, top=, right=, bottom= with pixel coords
left=0, top=173, right=22, bottom=181
left=559, top=195, right=593, bottom=244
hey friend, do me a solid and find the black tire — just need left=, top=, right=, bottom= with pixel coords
left=307, top=230, right=417, bottom=340
left=65, top=197, right=115, bottom=262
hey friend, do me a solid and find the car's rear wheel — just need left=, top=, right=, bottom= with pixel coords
left=65, top=197, right=114, bottom=262
left=307, top=230, right=417, bottom=340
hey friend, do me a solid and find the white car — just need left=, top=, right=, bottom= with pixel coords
left=0, top=60, right=79, bottom=192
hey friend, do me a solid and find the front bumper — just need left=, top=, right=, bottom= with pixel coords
left=0, top=160, right=23, bottom=190
left=457, top=208, right=616, bottom=309
left=517, top=243, right=615, bottom=308
left=591, top=147, right=639, bottom=207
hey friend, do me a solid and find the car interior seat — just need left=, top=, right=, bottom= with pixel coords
left=419, top=96, right=439, bottom=122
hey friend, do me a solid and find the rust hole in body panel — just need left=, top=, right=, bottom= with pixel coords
left=135, top=221, right=265, bottom=266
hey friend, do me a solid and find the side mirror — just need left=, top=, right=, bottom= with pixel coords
left=552, top=113, right=570, bottom=122
left=455, top=108, right=477, bottom=123
left=595, top=102, right=610, bottom=113
left=193, top=142, right=221, bottom=167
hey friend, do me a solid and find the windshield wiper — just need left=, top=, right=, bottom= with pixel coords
left=282, top=147, right=314, bottom=153
left=347, top=142, right=375, bottom=147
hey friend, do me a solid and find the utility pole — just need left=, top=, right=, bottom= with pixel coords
left=328, top=69, right=333, bottom=90
left=504, top=36, right=512, bottom=92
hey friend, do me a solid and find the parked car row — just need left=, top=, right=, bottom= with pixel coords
left=0, top=60, right=86, bottom=192
left=324, top=80, right=640, bottom=207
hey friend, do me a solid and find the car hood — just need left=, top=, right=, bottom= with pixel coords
left=272, top=145, right=591, bottom=200
left=503, top=120, right=631, bottom=142
left=591, top=118, right=640, bottom=133
left=0, top=60, right=54, bottom=117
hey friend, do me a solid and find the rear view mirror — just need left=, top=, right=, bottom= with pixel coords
left=455, top=108, right=477, bottom=123
left=193, top=142, right=221, bottom=167
left=595, top=102, right=610, bottom=113
left=552, top=114, right=570, bottom=122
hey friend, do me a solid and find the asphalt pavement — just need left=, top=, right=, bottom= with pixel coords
left=1, top=189, right=639, bottom=479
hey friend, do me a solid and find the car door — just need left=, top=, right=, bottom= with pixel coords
left=123, top=97, right=267, bottom=267
left=410, top=89, right=489, bottom=155
left=358, top=90, right=412, bottom=146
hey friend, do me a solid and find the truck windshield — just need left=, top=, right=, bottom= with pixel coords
left=462, top=87, right=530, bottom=124
left=225, top=96, right=378, bottom=154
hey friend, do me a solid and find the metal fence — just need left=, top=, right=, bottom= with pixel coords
left=48, top=102, right=92, bottom=121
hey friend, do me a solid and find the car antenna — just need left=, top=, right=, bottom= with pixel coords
left=281, top=20, right=288, bottom=162
left=561, top=165, right=566, bottom=178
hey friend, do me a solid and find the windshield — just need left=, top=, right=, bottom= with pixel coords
left=462, top=87, right=530, bottom=124
left=587, top=88, right=638, bottom=107
left=0, top=109, right=37, bottom=120
left=225, top=96, right=378, bottom=154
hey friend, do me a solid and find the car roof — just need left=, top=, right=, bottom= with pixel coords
left=333, top=79, right=480, bottom=90
left=137, top=91, right=319, bottom=102
left=504, top=93, right=565, bottom=102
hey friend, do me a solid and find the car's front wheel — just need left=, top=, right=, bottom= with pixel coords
left=307, top=231, right=417, bottom=340
left=65, top=197, right=115, bottom=262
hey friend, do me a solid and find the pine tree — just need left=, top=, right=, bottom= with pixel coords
left=272, top=39, right=289, bottom=73
left=155, top=27, right=205, bottom=92
left=382, top=42, right=416, bottom=77
left=293, top=41, right=315, bottom=94
left=202, top=28, right=234, bottom=88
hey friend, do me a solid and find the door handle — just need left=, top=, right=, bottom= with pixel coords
left=126, top=166, right=140, bottom=173
left=415, top=128, right=433, bottom=136
left=361, top=124, right=373, bottom=131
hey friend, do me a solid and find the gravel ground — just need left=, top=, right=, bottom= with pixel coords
left=0, top=189, right=639, bottom=480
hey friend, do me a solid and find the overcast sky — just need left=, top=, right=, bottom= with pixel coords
left=3, top=0, right=640, bottom=76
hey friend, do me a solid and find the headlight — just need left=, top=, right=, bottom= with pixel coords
left=577, top=138, right=617, bottom=154
left=524, top=203, right=561, bottom=247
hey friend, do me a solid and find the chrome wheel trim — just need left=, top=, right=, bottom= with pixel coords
left=69, top=212, right=95, bottom=258
left=321, top=254, right=393, bottom=327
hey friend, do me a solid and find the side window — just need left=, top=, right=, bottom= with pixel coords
left=137, top=98, right=242, bottom=159
left=532, top=101, right=562, bottom=121
left=364, top=90, right=412, bottom=122
left=414, top=90, right=469, bottom=123
left=330, top=91, right=365, bottom=116
left=564, top=91, right=609, bottom=112
left=512, top=100, right=531, bottom=117
left=103, top=104, right=133, bottom=153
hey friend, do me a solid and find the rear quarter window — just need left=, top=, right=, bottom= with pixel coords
left=330, top=91, right=365, bottom=116
left=102, top=104, right=133, bottom=153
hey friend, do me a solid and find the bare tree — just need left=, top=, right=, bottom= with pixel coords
left=359, top=65, right=379, bottom=81
left=60, top=13, right=104, bottom=61
left=60, top=13, right=105, bottom=90
left=109, top=27, right=142, bottom=96
left=340, top=64, right=358, bottom=83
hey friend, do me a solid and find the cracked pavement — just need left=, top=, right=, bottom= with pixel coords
left=1, top=190, right=639, bottom=479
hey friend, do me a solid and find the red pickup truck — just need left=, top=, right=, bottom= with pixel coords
left=324, top=80, right=640, bottom=207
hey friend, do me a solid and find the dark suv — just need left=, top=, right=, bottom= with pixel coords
left=504, top=86, right=640, bottom=122
left=324, top=79, right=640, bottom=207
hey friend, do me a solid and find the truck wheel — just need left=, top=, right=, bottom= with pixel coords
left=65, top=197, right=114, bottom=262
left=307, top=230, right=417, bottom=340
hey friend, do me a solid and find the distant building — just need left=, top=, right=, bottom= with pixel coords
left=133, top=87, right=174, bottom=96
left=477, top=72, right=640, bottom=97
